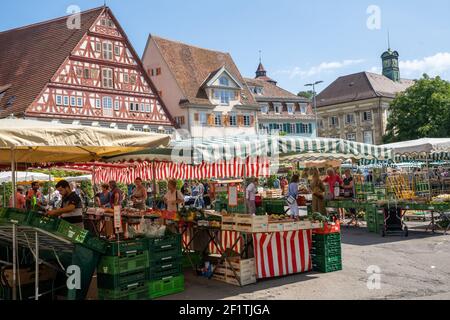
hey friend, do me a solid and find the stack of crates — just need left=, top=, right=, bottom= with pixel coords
left=146, top=233, right=184, bottom=299
left=97, top=239, right=149, bottom=300
left=264, top=199, right=286, bottom=215
left=311, top=232, right=342, bottom=273
left=365, top=207, right=385, bottom=234
left=355, top=183, right=376, bottom=201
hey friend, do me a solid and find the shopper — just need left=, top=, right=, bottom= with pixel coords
left=196, top=180, right=205, bottom=208
left=342, top=169, right=357, bottom=222
left=131, top=177, right=147, bottom=210
left=287, top=174, right=300, bottom=219
left=164, top=179, right=184, bottom=212
left=109, top=180, right=124, bottom=208
left=9, top=186, right=26, bottom=209
left=323, top=168, right=343, bottom=199
left=280, top=176, right=289, bottom=195
left=95, top=184, right=111, bottom=208
left=245, top=177, right=258, bottom=215
left=310, top=168, right=326, bottom=215
left=47, top=180, right=83, bottom=227
left=26, top=181, right=42, bottom=210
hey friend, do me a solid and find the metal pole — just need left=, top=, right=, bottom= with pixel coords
left=313, top=83, right=318, bottom=131
left=11, top=148, right=16, bottom=208
left=152, top=160, right=157, bottom=209
left=12, top=223, right=17, bottom=300
left=35, top=231, right=39, bottom=301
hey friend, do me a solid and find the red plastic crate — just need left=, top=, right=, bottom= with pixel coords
left=313, top=220, right=341, bottom=235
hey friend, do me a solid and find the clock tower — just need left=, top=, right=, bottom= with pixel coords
left=381, top=48, right=400, bottom=82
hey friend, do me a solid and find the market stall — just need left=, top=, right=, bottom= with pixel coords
left=0, top=118, right=171, bottom=301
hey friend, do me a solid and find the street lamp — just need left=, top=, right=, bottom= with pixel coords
left=305, top=81, right=323, bottom=135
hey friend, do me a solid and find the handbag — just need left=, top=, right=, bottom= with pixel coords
left=286, top=195, right=297, bottom=205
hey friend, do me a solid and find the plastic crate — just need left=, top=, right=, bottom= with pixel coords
left=314, top=220, right=341, bottom=235
left=98, top=251, right=149, bottom=275
left=264, top=200, right=286, bottom=215
left=147, top=255, right=182, bottom=280
left=146, top=233, right=182, bottom=254
left=105, top=239, right=147, bottom=256
left=149, top=247, right=182, bottom=263
left=83, top=235, right=108, bottom=254
left=29, top=214, right=60, bottom=232
left=98, top=284, right=148, bottom=300
left=312, top=233, right=341, bottom=243
left=3, top=209, right=33, bottom=225
left=312, top=254, right=342, bottom=265
left=148, top=274, right=184, bottom=299
left=311, top=245, right=341, bottom=256
left=97, top=270, right=147, bottom=290
left=55, top=220, right=88, bottom=243
left=313, top=261, right=343, bottom=273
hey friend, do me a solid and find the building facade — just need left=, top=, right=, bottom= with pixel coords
left=245, top=63, right=316, bottom=137
left=0, top=7, right=174, bottom=133
left=316, top=48, right=414, bottom=145
left=142, top=36, right=259, bottom=139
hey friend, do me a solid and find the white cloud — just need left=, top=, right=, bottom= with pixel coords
left=277, top=59, right=365, bottom=79
left=400, top=52, right=450, bottom=77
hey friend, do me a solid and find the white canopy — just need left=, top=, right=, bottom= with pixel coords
left=0, top=118, right=171, bottom=163
left=383, top=138, right=450, bottom=155
left=64, top=175, right=93, bottom=182
left=0, top=171, right=53, bottom=184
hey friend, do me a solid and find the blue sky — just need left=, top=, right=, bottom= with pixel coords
left=2, top=0, right=450, bottom=94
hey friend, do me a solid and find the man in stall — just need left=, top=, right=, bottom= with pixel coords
left=47, top=180, right=83, bottom=228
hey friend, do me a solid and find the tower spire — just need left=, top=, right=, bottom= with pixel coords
left=259, top=50, right=262, bottom=64
left=387, top=29, right=391, bottom=50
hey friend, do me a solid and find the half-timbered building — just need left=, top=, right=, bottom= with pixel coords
left=0, top=7, right=175, bottom=133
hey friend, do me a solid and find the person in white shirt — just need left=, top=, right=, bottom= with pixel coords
left=164, top=180, right=184, bottom=212
left=245, top=178, right=258, bottom=215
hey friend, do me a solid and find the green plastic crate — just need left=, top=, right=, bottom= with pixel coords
left=55, top=220, right=88, bottom=243
left=98, top=251, right=149, bottom=275
left=149, top=247, right=181, bottom=263
left=312, top=254, right=342, bottom=265
left=312, top=233, right=341, bottom=242
left=106, top=239, right=147, bottom=256
left=265, top=200, right=286, bottom=214
left=147, top=256, right=182, bottom=281
left=148, top=274, right=184, bottom=299
left=84, top=235, right=108, bottom=254
left=3, top=209, right=33, bottom=225
left=146, top=233, right=182, bottom=254
left=98, top=284, right=148, bottom=300
left=311, top=245, right=341, bottom=256
left=97, top=270, right=147, bottom=290
left=29, top=214, right=60, bottom=232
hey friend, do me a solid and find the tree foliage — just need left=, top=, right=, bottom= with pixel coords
left=383, top=74, right=450, bottom=143
left=297, top=90, right=314, bottom=100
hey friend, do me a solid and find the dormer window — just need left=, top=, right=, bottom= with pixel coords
left=214, top=89, right=234, bottom=105
left=287, top=103, right=295, bottom=115
left=260, top=104, right=268, bottom=114
left=219, top=76, right=229, bottom=87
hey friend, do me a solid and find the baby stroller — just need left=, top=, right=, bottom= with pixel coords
left=381, top=206, right=408, bottom=237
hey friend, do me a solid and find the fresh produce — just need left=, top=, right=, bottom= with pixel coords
left=432, top=194, right=450, bottom=203
left=309, top=212, right=329, bottom=223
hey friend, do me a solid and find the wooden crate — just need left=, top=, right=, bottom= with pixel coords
left=297, top=220, right=313, bottom=230
left=311, top=222, right=324, bottom=229
left=234, top=215, right=268, bottom=233
left=283, top=222, right=298, bottom=231
left=212, top=258, right=256, bottom=286
left=264, top=189, right=283, bottom=198
left=267, top=223, right=284, bottom=233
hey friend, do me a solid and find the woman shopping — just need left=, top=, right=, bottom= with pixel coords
left=310, top=168, right=326, bottom=215
left=287, top=174, right=300, bottom=219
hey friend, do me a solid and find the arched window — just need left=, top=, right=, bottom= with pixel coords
left=219, top=76, right=229, bottom=87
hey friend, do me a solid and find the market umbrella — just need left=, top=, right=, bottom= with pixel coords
left=382, top=138, right=450, bottom=161
left=0, top=118, right=171, bottom=204
left=0, top=118, right=171, bottom=163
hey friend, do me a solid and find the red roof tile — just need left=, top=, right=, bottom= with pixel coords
left=0, top=7, right=104, bottom=118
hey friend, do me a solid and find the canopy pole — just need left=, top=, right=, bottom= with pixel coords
left=35, top=231, right=39, bottom=301
left=11, top=148, right=16, bottom=208
left=12, top=223, right=17, bottom=301
left=152, top=160, right=157, bottom=209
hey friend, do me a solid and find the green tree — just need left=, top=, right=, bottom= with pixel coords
left=297, top=90, right=314, bottom=100
left=383, top=74, right=450, bottom=143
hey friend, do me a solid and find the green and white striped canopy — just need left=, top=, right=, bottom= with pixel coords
left=382, top=138, right=450, bottom=162
left=168, top=135, right=393, bottom=165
